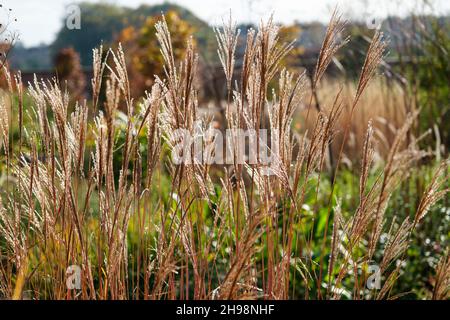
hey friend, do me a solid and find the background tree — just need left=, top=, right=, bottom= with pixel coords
left=52, top=2, right=213, bottom=68
left=0, top=4, right=18, bottom=89
left=52, top=2, right=126, bottom=67
left=0, top=4, right=18, bottom=69
left=54, top=47, right=86, bottom=102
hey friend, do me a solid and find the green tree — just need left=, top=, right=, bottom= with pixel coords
left=52, top=2, right=128, bottom=67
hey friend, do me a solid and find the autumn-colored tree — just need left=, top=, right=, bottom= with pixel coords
left=54, top=47, right=86, bottom=102
left=118, top=11, right=195, bottom=96
left=0, top=43, right=11, bottom=90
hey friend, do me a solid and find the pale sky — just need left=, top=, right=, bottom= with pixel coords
left=1, top=0, right=449, bottom=47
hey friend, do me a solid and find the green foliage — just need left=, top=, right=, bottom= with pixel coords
left=413, top=17, right=450, bottom=149
left=52, top=2, right=126, bottom=66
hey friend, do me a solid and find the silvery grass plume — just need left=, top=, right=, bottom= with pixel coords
left=432, top=251, right=450, bottom=300
left=91, top=45, right=109, bottom=111
left=414, top=160, right=450, bottom=227
left=0, top=98, right=8, bottom=158
left=312, top=8, right=348, bottom=90
left=319, top=29, right=389, bottom=292
left=214, top=12, right=240, bottom=95
left=354, top=30, right=388, bottom=107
